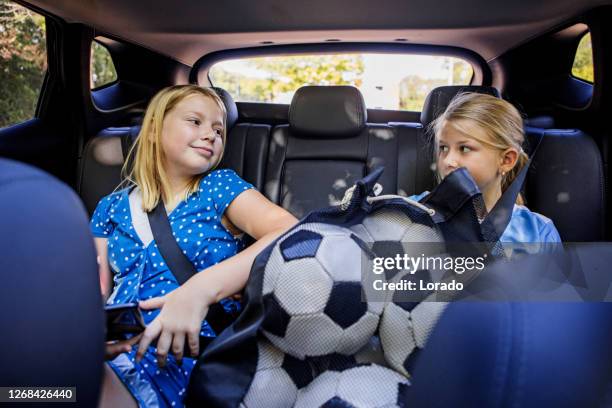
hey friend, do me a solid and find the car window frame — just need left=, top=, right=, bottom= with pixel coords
left=191, top=43, right=489, bottom=112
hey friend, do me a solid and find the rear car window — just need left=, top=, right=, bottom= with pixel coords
left=209, top=53, right=473, bottom=111
left=90, top=39, right=117, bottom=89
left=0, top=0, right=46, bottom=128
left=572, top=32, right=594, bottom=83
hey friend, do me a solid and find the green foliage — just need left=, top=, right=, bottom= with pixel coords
left=211, top=54, right=472, bottom=111
left=0, top=1, right=118, bottom=127
left=453, top=59, right=473, bottom=84
left=572, top=33, right=594, bottom=83
left=210, top=55, right=364, bottom=103
left=399, top=77, right=449, bottom=111
left=91, top=41, right=117, bottom=89
left=0, top=0, right=46, bottom=128
left=400, top=58, right=472, bottom=111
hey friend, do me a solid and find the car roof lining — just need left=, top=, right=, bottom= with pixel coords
left=21, top=0, right=611, bottom=66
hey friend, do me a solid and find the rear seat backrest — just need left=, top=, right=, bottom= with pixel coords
left=78, top=88, right=269, bottom=215
left=525, top=127, right=605, bottom=241
left=391, top=122, right=436, bottom=196
left=419, top=85, right=501, bottom=127
left=213, top=87, right=271, bottom=192
left=264, top=86, right=403, bottom=218
left=78, top=126, right=137, bottom=215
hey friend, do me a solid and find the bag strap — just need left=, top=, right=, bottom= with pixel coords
left=147, top=199, right=236, bottom=335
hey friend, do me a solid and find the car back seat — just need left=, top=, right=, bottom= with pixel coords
left=77, top=88, right=270, bottom=215
left=80, top=84, right=606, bottom=241
left=524, top=126, right=605, bottom=241
left=264, top=85, right=433, bottom=218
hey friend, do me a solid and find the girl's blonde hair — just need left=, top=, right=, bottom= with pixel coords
left=120, top=85, right=227, bottom=211
left=430, top=92, right=528, bottom=205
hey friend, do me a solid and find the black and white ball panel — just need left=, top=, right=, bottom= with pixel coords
left=240, top=340, right=302, bottom=408
left=379, top=295, right=448, bottom=377
left=295, top=364, right=410, bottom=408
left=261, top=223, right=382, bottom=358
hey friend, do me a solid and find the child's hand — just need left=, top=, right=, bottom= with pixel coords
left=135, top=285, right=210, bottom=368
left=105, top=334, right=143, bottom=361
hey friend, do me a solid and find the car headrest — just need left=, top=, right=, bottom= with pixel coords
left=289, top=86, right=367, bottom=138
left=212, top=87, right=239, bottom=129
left=420, top=85, right=500, bottom=128
left=525, top=115, right=555, bottom=129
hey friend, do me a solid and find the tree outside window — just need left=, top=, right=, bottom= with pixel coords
left=0, top=0, right=46, bottom=128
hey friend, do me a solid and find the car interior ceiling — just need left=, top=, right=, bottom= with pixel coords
left=19, top=0, right=612, bottom=63
left=1, top=1, right=611, bottom=242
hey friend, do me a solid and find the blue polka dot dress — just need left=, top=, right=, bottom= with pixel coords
left=90, top=169, right=253, bottom=408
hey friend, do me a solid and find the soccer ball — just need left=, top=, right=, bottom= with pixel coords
left=353, top=335, right=388, bottom=367
left=261, top=223, right=383, bottom=359
left=350, top=207, right=444, bottom=283
left=240, top=340, right=314, bottom=408
left=349, top=207, right=442, bottom=244
left=240, top=338, right=391, bottom=407
left=294, top=363, right=410, bottom=408
left=346, top=206, right=448, bottom=376
left=378, top=290, right=448, bottom=377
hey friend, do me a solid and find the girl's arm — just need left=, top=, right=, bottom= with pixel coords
left=94, top=237, right=113, bottom=301
left=136, top=189, right=298, bottom=366
left=95, top=236, right=144, bottom=359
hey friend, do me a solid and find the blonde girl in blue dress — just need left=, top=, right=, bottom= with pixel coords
left=411, top=92, right=561, bottom=244
left=91, top=85, right=297, bottom=408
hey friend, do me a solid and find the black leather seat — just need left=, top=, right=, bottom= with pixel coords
left=524, top=126, right=605, bottom=241
left=419, top=85, right=501, bottom=128
left=214, top=87, right=270, bottom=195
left=77, top=88, right=270, bottom=215
left=264, top=85, right=429, bottom=218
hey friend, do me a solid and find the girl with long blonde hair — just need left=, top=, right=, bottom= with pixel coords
left=90, top=85, right=297, bottom=408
